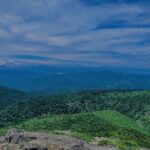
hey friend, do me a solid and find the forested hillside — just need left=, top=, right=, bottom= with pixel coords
left=0, top=89, right=149, bottom=131
left=0, top=110, right=150, bottom=150
left=0, top=86, right=150, bottom=149
left=0, top=86, right=29, bottom=110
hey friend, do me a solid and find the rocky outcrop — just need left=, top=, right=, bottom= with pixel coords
left=0, top=129, right=118, bottom=150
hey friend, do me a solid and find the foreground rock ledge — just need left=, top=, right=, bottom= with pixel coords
left=0, top=129, right=118, bottom=150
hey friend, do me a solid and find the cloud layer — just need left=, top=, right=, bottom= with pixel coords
left=0, top=0, right=149, bottom=68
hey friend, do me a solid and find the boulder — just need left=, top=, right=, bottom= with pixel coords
left=0, top=129, right=119, bottom=150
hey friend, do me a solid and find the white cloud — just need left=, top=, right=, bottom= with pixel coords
left=0, top=0, right=149, bottom=68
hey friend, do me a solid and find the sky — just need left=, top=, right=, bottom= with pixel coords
left=0, top=0, right=150, bottom=69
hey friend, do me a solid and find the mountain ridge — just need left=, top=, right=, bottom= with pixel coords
left=0, top=70, right=150, bottom=92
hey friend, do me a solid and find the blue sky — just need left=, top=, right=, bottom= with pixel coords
left=0, top=0, right=150, bottom=69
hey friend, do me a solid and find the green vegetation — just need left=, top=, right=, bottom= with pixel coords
left=0, top=90, right=150, bottom=131
left=0, top=86, right=150, bottom=150
left=0, top=86, right=29, bottom=110
left=2, top=110, right=149, bottom=150
left=98, top=139, right=139, bottom=150
left=93, top=110, right=148, bottom=135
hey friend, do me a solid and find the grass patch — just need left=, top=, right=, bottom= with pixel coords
left=0, top=128, right=7, bottom=136
left=0, top=110, right=150, bottom=149
left=98, top=139, right=139, bottom=150
left=93, top=110, right=148, bottom=135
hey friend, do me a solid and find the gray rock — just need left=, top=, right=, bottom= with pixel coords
left=23, top=144, right=48, bottom=150
left=0, top=129, right=119, bottom=150
left=5, top=129, right=37, bottom=144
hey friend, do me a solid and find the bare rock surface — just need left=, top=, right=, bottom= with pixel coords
left=0, top=129, right=119, bottom=150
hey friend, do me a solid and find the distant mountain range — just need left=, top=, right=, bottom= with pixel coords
left=0, top=66, right=150, bottom=92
